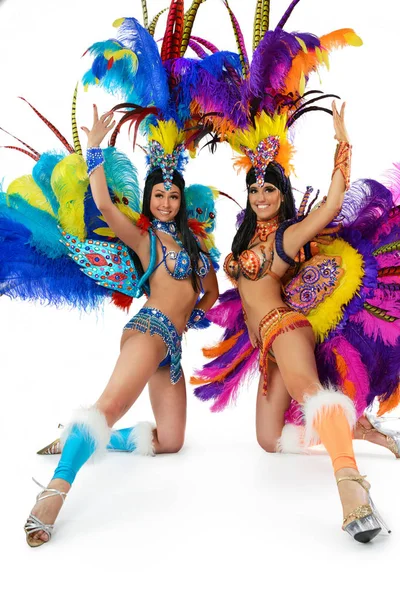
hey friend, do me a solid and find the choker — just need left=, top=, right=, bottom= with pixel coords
left=253, top=215, right=280, bottom=242
left=152, top=219, right=178, bottom=237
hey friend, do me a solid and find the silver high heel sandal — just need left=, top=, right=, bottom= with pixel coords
left=337, top=474, right=391, bottom=543
left=363, top=411, right=400, bottom=458
left=24, top=478, right=68, bottom=547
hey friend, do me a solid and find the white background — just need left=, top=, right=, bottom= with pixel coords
left=1, top=0, right=400, bottom=598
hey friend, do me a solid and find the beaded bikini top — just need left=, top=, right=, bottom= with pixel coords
left=224, top=216, right=282, bottom=283
left=151, top=219, right=210, bottom=280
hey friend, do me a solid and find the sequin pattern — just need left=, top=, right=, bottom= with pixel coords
left=124, top=307, right=182, bottom=384
left=59, top=229, right=141, bottom=297
left=284, top=256, right=343, bottom=313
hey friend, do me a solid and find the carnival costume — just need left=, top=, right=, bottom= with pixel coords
left=188, top=0, right=399, bottom=542
left=0, top=1, right=230, bottom=545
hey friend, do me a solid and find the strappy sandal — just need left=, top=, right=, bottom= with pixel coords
left=24, top=478, right=68, bottom=547
left=360, top=413, right=400, bottom=458
left=337, top=474, right=391, bottom=543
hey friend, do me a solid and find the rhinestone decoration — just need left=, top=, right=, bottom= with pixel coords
left=147, top=141, right=187, bottom=190
left=241, top=136, right=280, bottom=186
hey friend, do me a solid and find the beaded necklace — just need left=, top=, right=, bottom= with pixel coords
left=250, top=215, right=280, bottom=244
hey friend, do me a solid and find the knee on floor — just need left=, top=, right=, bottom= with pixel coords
left=257, top=434, right=278, bottom=454
left=157, top=435, right=185, bottom=454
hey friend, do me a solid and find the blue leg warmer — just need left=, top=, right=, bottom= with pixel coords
left=53, top=408, right=110, bottom=485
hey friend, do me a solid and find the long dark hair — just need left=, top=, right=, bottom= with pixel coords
left=141, top=168, right=202, bottom=292
left=232, top=163, right=296, bottom=259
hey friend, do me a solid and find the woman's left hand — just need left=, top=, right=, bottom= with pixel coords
left=332, top=100, right=350, bottom=144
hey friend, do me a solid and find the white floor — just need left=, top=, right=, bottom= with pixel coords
left=2, top=300, right=400, bottom=600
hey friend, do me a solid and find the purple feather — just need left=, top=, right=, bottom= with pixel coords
left=276, top=0, right=303, bottom=30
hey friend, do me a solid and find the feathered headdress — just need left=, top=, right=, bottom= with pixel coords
left=81, top=0, right=216, bottom=188
left=192, top=0, right=362, bottom=180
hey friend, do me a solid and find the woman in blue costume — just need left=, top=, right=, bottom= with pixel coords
left=23, top=104, right=219, bottom=547
left=13, top=3, right=227, bottom=547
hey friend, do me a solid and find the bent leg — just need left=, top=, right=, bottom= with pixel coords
left=269, top=326, right=367, bottom=525
left=256, top=361, right=292, bottom=453
left=27, top=330, right=166, bottom=544
left=149, top=365, right=186, bottom=454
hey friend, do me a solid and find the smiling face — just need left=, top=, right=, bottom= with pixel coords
left=248, top=182, right=282, bottom=221
left=149, top=183, right=181, bottom=221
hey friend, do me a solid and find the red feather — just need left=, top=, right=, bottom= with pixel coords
left=19, top=97, right=74, bottom=153
left=136, top=213, right=151, bottom=234
left=188, top=218, right=207, bottom=238
left=170, top=0, right=184, bottom=59
left=0, top=126, right=41, bottom=159
left=111, top=291, right=133, bottom=311
left=0, top=145, right=40, bottom=161
left=161, top=1, right=177, bottom=61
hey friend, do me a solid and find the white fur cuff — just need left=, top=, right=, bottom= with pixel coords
left=61, top=407, right=111, bottom=456
left=130, top=421, right=156, bottom=456
left=303, top=386, right=357, bottom=447
left=276, top=424, right=307, bottom=454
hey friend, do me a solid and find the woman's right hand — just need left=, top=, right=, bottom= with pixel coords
left=81, top=104, right=116, bottom=148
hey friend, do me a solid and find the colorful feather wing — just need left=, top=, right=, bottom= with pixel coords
left=191, top=289, right=259, bottom=412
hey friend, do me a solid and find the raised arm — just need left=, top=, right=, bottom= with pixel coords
left=283, top=101, right=351, bottom=256
left=81, top=105, right=147, bottom=254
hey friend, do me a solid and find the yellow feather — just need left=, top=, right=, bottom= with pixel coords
left=104, top=48, right=138, bottom=72
left=148, top=120, right=186, bottom=154
left=227, top=112, right=289, bottom=152
left=343, top=31, right=363, bottom=46
left=321, top=49, right=330, bottom=69
left=7, top=176, right=55, bottom=216
left=51, top=154, right=88, bottom=240
left=93, top=227, right=116, bottom=237
left=113, top=18, right=125, bottom=28
left=295, top=36, right=308, bottom=53
left=299, top=71, right=306, bottom=96
left=306, top=238, right=364, bottom=342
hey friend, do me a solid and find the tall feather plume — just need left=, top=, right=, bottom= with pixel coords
left=245, top=29, right=299, bottom=116
left=180, top=0, right=206, bottom=56
left=148, top=7, right=168, bottom=37
left=83, top=20, right=169, bottom=115
left=223, top=1, right=249, bottom=76
left=19, top=98, right=74, bottom=153
left=188, top=39, right=208, bottom=58
left=253, top=0, right=262, bottom=51
left=170, top=0, right=185, bottom=60
left=276, top=0, right=302, bottom=30
left=141, top=0, right=149, bottom=28
left=0, top=145, right=39, bottom=161
left=71, top=84, right=82, bottom=155
left=114, top=17, right=169, bottom=112
left=161, top=0, right=178, bottom=61
left=191, top=36, right=219, bottom=54
left=0, top=126, right=41, bottom=160
left=261, top=0, right=270, bottom=38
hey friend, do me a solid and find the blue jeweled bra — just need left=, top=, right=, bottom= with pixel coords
left=151, top=219, right=210, bottom=280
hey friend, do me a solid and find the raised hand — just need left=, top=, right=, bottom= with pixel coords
left=81, top=104, right=116, bottom=148
left=332, top=100, right=350, bottom=144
